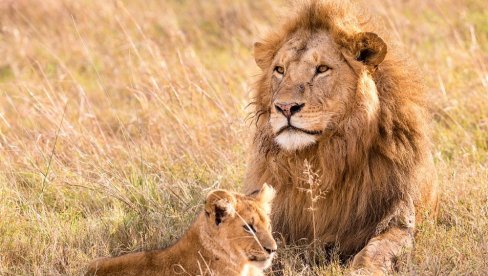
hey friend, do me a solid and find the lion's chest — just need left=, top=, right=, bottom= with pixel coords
left=270, top=177, right=375, bottom=253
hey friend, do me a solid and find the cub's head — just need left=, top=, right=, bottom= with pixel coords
left=204, top=184, right=277, bottom=270
left=253, top=2, right=387, bottom=151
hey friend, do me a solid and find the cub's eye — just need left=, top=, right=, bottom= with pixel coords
left=274, top=66, right=285, bottom=75
left=316, top=65, right=329, bottom=74
left=243, top=224, right=257, bottom=234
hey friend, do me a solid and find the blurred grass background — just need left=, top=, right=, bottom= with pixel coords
left=0, top=0, right=487, bottom=274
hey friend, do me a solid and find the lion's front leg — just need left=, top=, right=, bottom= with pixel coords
left=351, top=198, right=416, bottom=275
left=351, top=226, right=414, bottom=275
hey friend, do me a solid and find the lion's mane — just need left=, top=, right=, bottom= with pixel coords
left=246, top=0, right=435, bottom=255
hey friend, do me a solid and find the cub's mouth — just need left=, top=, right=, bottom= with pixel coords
left=248, top=253, right=275, bottom=269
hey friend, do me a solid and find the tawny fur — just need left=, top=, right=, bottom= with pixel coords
left=86, top=186, right=277, bottom=276
left=244, top=0, right=438, bottom=273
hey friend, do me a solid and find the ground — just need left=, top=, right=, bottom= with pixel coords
left=0, top=0, right=487, bottom=275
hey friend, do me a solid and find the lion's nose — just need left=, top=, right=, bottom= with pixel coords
left=263, top=240, right=277, bottom=254
left=274, top=102, right=304, bottom=118
left=264, top=246, right=277, bottom=254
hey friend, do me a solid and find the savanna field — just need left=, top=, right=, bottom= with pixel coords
left=0, top=0, right=487, bottom=275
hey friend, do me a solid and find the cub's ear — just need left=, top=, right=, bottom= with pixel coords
left=204, top=190, right=237, bottom=226
left=254, top=41, right=272, bottom=70
left=350, top=32, right=387, bottom=67
left=249, top=183, right=276, bottom=214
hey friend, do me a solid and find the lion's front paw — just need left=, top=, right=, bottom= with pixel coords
left=349, top=266, right=387, bottom=276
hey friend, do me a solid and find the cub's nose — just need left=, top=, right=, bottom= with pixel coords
left=263, top=240, right=277, bottom=254
left=274, top=102, right=304, bottom=118
left=264, top=246, right=277, bottom=254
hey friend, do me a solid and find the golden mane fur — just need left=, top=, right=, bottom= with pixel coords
left=244, top=0, right=438, bottom=271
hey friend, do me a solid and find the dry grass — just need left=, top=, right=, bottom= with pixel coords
left=0, top=0, right=487, bottom=275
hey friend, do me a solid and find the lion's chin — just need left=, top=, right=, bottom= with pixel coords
left=248, top=253, right=274, bottom=270
left=275, top=131, right=317, bottom=151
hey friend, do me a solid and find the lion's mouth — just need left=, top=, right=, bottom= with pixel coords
left=276, top=125, right=323, bottom=136
left=248, top=254, right=274, bottom=269
left=248, top=256, right=264, bottom=262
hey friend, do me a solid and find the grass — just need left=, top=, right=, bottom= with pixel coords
left=0, top=0, right=487, bottom=275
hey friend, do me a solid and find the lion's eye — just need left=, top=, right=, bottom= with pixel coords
left=316, top=65, right=329, bottom=74
left=274, top=66, right=285, bottom=75
left=243, top=224, right=257, bottom=234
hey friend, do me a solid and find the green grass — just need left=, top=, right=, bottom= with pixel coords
left=0, top=0, right=487, bottom=275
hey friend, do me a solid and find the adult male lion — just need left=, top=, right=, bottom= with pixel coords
left=243, top=0, right=438, bottom=273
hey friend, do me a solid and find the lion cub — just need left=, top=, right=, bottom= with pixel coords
left=87, top=184, right=277, bottom=276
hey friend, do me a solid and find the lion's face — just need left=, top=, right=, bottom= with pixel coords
left=204, top=185, right=277, bottom=270
left=255, top=29, right=387, bottom=151
left=265, top=32, right=357, bottom=151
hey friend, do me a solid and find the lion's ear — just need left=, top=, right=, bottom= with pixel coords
left=248, top=183, right=276, bottom=214
left=204, top=190, right=237, bottom=226
left=254, top=41, right=272, bottom=70
left=350, top=32, right=387, bottom=67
